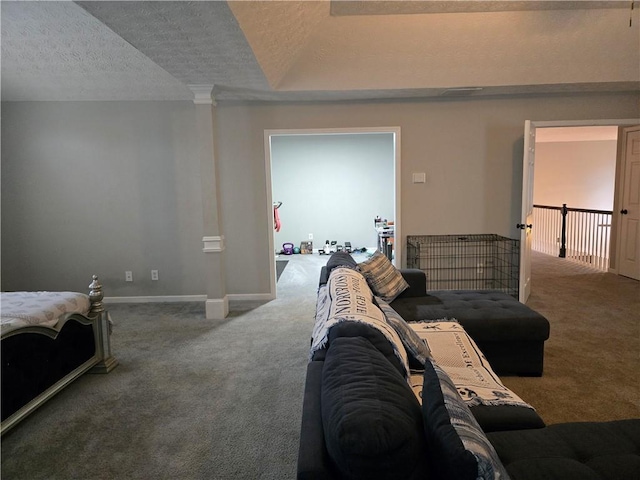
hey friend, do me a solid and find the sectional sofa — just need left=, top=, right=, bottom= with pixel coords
left=298, top=252, right=640, bottom=480
left=318, top=259, right=550, bottom=376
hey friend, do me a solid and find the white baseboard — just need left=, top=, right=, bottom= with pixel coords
left=104, top=293, right=274, bottom=317
left=105, top=295, right=207, bottom=304
left=227, top=293, right=275, bottom=302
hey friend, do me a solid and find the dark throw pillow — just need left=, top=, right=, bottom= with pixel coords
left=421, top=358, right=509, bottom=480
left=321, top=336, right=428, bottom=480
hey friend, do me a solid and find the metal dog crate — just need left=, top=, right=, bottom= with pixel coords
left=406, top=234, right=520, bottom=298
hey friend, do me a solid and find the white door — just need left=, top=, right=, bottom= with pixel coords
left=519, top=121, right=535, bottom=303
left=618, top=126, right=640, bottom=280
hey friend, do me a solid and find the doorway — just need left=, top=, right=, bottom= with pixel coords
left=264, top=127, right=401, bottom=298
left=519, top=119, right=639, bottom=303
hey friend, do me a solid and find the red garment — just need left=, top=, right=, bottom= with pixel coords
left=274, top=206, right=281, bottom=232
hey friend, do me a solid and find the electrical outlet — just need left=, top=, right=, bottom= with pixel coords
left=151, top=270, right=159, bottom=281
left=125, top=271, right=133, bottom=282
left=308, top=233, right=313, bottom=240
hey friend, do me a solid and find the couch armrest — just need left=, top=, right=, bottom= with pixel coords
left=319, top=266, right=329, bottom=287
left=321, top=266, right=427, bottom=298
left=395, top=269, right=427, bottom=299
left=297, top=361, right=335, bottom=480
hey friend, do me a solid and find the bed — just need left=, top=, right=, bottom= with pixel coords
left=1, top=276, right=118, bottom=435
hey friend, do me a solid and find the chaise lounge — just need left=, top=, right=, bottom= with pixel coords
left=318, top=253, right=550, bottom=376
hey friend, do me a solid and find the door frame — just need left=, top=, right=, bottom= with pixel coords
left=264, top=127, right=402, bottom=298
left=615, top=125, right=640, bottom=279
left=520, top=118, right=639, bottom=303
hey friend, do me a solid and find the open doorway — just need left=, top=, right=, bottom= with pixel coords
left=532, top=126, right=618, bottom=269
left=519, top=119, right=639, bottom=303
left=264, top=127, right=401, bottom=298
left=534, top=126, right=619, bottom=212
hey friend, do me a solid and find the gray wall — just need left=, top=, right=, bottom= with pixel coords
left=1, top=101, right=206, bottom=296
left=270, top=133, right=394, bottom=252
left=2, top=92, right=638, bottom=298
left=534, top=140, right=618, bottom=211
left=216, top=93, right=638, bottom=294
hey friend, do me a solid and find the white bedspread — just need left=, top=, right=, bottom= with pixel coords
left=1, top=291, right=91, bottom=334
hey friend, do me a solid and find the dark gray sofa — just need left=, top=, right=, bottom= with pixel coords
left=300, top=253, right=640, bottom=479
left=487, top=420, right=640, bottom=479
left=319, top=264, right=550, bottom=376
left=298, top=322, right=640, bottom=480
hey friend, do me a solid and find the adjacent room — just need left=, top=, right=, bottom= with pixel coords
left=270, top=132, right=395, bottom=257
left=2, top=1, right=639, bottom=479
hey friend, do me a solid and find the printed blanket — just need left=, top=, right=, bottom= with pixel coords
left=311, top=267, right=410, bottom=378
left=408, top=321, right=531, bottom=409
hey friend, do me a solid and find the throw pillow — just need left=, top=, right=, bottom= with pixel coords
left=358, top=250, right=409, bottom=302
left=422, top=357, right=510, bottom=480
left=376, top=296, right=431, bottom=367
left=321, top=336, right=428, bottom=480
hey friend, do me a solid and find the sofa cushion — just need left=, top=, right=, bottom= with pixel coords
left=321, top=336, right=428, bottom=480
left=422, top=357, right=509, bottom=480
left=327, top=321, right=407, bottom=377
left=358, top=251, right=409, bottom=302
left=392, top=289, right=550, bottom=342
left=488, top=419, right=640, bottom=480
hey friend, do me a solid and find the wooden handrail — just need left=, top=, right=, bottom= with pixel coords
left=534, top=204, right=613, bottom=215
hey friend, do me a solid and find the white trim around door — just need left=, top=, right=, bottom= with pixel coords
left=264, top=127, right=402, bottom=299
left=519, top=118, right=639, bottom=301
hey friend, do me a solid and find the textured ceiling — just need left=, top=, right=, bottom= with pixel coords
left=1, top=1, right=639, bottom=102
left=1, top=1, right=192, bottom=101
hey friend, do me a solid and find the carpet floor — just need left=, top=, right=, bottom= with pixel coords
left=1, top=250, right=638, bottom=479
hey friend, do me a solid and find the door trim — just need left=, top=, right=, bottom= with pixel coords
left=521, top=118, right=639, bottom=296
left=264, top=127, right=402, bottom=298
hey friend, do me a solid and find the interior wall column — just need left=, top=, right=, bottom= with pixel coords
left=190, top=84, right=228, bottom=319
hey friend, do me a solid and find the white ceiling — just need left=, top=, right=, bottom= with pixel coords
left=2, top=1, right=639, bottom=102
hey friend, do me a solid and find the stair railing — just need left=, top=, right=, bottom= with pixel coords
left=532, top=204, right=613, bottom=271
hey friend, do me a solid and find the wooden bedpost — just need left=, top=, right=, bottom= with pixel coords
left=88, top=275, right=118, bottom=373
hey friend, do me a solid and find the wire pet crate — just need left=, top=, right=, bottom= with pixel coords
left=406, top=234, right=520, bottom=298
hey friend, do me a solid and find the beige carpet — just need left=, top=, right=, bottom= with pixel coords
left=502, top=250, right=640, bottom=425
left=1, top=250, right=638, bottom=479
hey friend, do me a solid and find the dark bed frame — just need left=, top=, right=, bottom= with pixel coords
left=1, top=276, right=118, bottom=435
